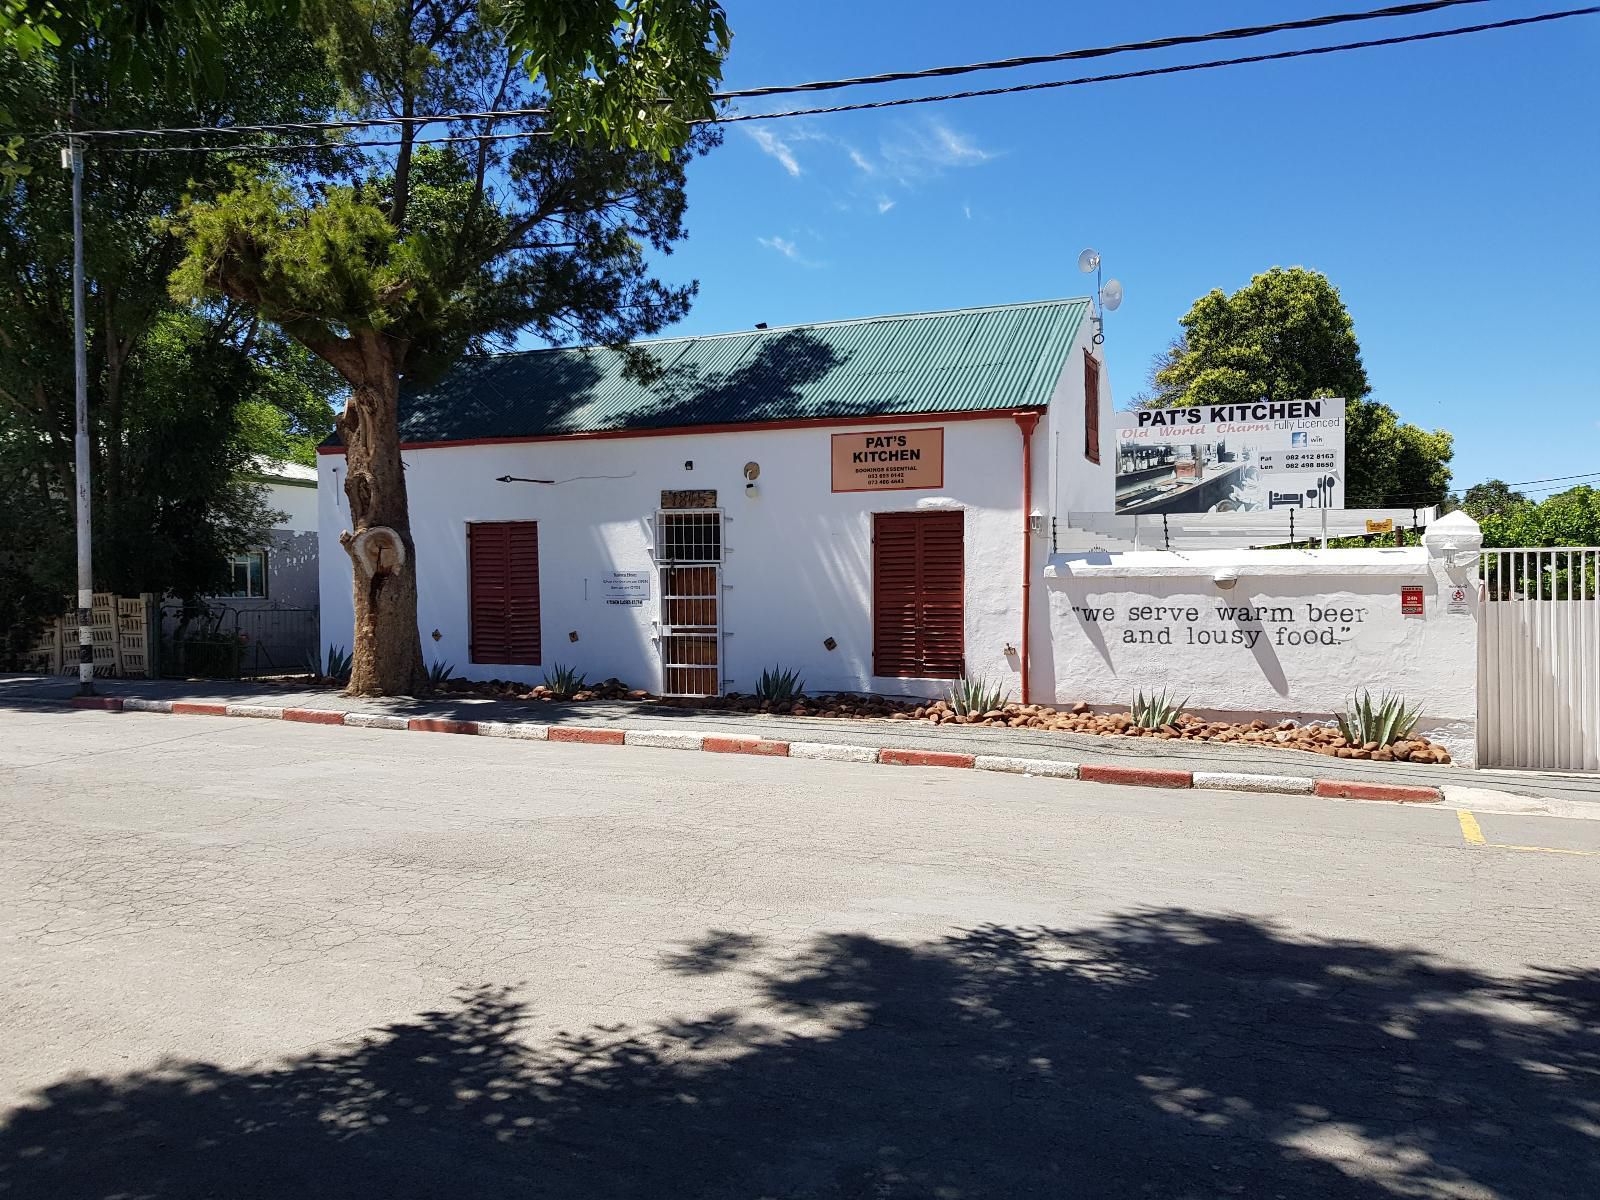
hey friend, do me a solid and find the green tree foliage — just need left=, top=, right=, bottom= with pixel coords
left=0, top=2, right=338, bottom=648
left=170, top=0, right=727, bottom=695
left=1140, top=268, right=1454, bottom=509
left=1478, top=487, right=1600, bottom=549
left=1461, top=479, right=1528, bottom=520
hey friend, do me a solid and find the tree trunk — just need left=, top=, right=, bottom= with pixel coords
left=337, top=334, right=426, bottom=696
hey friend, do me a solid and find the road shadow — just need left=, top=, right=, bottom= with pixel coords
left=2, top=909, right=1595, bottom=1198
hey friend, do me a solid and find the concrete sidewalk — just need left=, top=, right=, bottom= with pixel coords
left=7, top=673, right=1596, bottom=810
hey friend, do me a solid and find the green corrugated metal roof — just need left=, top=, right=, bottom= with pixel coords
left=395, top=297, right=1091, bottom=444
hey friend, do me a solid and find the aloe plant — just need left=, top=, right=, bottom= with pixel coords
left=427, top=660, right=457, bottom=686
left=304, top=644, right=352, bottom=682
left=1131, top=688, right=1187, bottom=729
left=948, top=675, right=1010, bottom=716
left=542, top=663, right=588, bottom=700
left=1336, top=691, right=1421, bottom=745
left=754, top=665, right=805, bottom=702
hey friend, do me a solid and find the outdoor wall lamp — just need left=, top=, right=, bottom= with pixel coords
left=1212, top=568, right=1241, bottom=590
left=1028, top=509, right=1046, bottom=536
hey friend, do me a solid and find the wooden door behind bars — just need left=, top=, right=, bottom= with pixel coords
left=657, top=509, right=723, bottom=697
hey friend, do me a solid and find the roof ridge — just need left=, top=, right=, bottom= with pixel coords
left=486, top=296, right=1095, bottom=359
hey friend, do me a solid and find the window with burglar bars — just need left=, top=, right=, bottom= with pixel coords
left=873, top=510, right=965, bottom=679
left=655, top=509, right=722, bottom=697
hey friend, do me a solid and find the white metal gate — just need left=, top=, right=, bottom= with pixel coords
left=1478, top=548, right=1600, bottom=771
left=655, top=508, right=723, bottom=698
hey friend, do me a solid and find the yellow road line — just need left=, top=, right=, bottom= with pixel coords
left=1457, top=810, right=1486, bottom=845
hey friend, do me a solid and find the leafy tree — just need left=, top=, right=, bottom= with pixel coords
left=1141, top=267, right=1454, bottom=509
left=1461, top=479, right=1528, bottom=520
left=0, top=2, right=339, bottom=648
left=171, top=1, right=728, bottom=695
left=1479, top=487, right=1600, bottom=549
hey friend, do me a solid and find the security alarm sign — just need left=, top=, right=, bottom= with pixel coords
left=1401, top=586, right=1424, bottom=616
left=831, top=427, right=944, bottom=492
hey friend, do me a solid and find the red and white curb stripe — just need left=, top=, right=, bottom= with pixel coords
left=48, top=693, right=1451, bottom=805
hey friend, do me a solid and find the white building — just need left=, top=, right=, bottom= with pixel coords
left=317, top=298, right=1111, bottom=699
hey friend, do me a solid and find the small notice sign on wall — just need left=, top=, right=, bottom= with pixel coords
left=1401, top=585, right=1424, bottom=616
left=1365, top=518, right=1394, bottom=535
left=1446, top=585, right=1469, bottom=614
left=831, top=427, right=944, bottom=493
left=603, top=570, right=652, bottom=606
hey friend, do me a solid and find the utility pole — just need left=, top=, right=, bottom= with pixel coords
left=63, top=106, right=94, bottom=695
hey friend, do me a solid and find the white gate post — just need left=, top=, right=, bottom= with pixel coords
left=1423, top=512, right=1484, bottom=767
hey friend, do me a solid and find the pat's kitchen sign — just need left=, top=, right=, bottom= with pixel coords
left=831, top=427, right=944, bottom=492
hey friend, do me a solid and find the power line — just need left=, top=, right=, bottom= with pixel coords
left=43, top=0, right=1495, bottom=142
left=79, top=6, right=1600, bottom=158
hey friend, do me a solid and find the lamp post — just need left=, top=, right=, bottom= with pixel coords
left=62, top=115, right=94, bottom=694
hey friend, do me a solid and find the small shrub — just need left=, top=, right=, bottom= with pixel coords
left=305, top=644, right=352, bottom=682
left=948, top=675, right=1010, bottom=716
left=1131, top=688, right=1187, bottom=729
left=542, top=662, right=587, bottom=700
left=754, top=665, right=805, bottom=702
left=1336, top=691, right=1421, bottom=745
left=427, top=660, right=456, bottom=686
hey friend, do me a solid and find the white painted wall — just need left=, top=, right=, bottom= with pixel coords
left=318, top=416, right=1039, bottom=698
left=1037, top=542, right=1480, bottom=764
left=264, top=480, right=318, bottom=533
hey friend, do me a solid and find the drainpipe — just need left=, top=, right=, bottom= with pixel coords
left=1014, top=412, right=1041, bottom=704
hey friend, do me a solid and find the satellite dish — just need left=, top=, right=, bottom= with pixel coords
left=1077, top=248, right=1100, bottom=274
left=1100, top=278, right=1124, bottom=311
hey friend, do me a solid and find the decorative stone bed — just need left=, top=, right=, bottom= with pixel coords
left=410, top=678, right=1454, bottom=766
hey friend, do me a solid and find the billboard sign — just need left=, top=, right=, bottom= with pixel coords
left=1114, top=398, right=1345, bottom=515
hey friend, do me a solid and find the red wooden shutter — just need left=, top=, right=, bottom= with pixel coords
left=468, top=522, right=541, bottom=666
left=873, top=511, right=964, bottom=679
left=1084, top=349, right=1102, bottom=464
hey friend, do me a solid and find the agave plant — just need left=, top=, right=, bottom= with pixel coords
left=948, top=675, right=1010, bottom=716
left=542, top=663, right=588, bottom=700
left=1336, top=691, right=1421, bottom=745
left=427, top=660, right=457, bottom=686
left=1131, top=688, right=1187, bottom=730
left=754, top=665, right=805, bottom=702
left=304, top=644, right=353, bottom=682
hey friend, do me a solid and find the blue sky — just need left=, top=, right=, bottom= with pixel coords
left=633, top=0, right=1600, bottom=497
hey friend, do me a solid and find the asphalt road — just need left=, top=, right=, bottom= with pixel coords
left=1, top=709, right=1596, bottom=1199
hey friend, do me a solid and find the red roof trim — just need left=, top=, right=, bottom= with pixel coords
left=316, top=406, right=1047, bottom=455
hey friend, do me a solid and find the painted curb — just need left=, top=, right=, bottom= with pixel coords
left=285, top=708, right=345, bottom=725
left=1194, top=771, right=1313, bottom=795
left=478, top=720, right=551, bottom=740
left=171, top=701, right=228, bottom=717
left=549, top=727, right=625, bottom=746
left=343, top=712, right=410, bottom=730
left=974, top=755, right=1080, bottom=779
left=16, top=692, right=1489, bottom=811
left=623, top=729, right=708, bottom=751
left=704, top=736, right=789, bottom=757
left=1314, top=779, right=1442, bottom=804
left=1079, top=764, right=1194, bottom=789
left=408, top=717, right=478, bottom=736
left=789, top=742, right=879, bottom=763
left=224, top=704, right=284, bottom=720
left=879, top=748, right=976, bottom=769
left=70, top=696, right=124, bottom=711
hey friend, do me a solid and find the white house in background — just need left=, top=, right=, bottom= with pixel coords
left=230, top=457, right=319, bottom=609
left=316, top=298, right=1112, bottom=699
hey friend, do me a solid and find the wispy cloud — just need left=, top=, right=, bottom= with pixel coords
left=876, top=196, right=896, bottom=214
left=876, top=119, right=997, bottom=185
left=963, top=203, right=973, bottom=220
left=744, top=127, right=804, bottom=177
left=757, top=235, right=822, bottom=267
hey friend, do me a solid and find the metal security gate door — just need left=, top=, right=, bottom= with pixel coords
left=1478, top=548, right=1600, bottom=770
left=656, top=508, right=723, bottom=698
